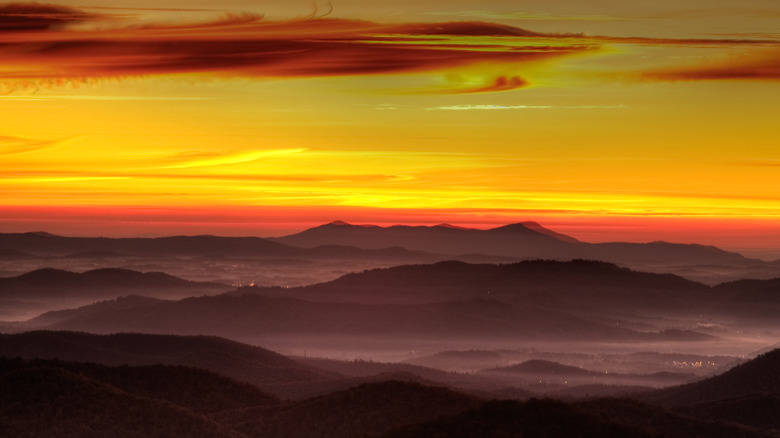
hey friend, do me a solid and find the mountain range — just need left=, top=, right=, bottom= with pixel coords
left=2, top=219, right=778, bottom=436
left=2, top=220, right=774, bottom=268
left=0, top=267, right=231, bottom=321
left=0, top=230, right=428, bottom=261
left=271, top=220, right=762, bottom=266
left=6, top=260, right=776, bottom=346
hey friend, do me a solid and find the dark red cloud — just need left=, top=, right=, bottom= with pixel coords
left=0, top=5, right=596, bottom=88
left=0, top=3, right=99, bottom=31
left=2, top=3, right=776, bottom=90
left=643, top=50, right=780, bottom=81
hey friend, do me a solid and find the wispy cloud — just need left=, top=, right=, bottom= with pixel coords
left=430, top=7, right=780, bottom=23
left=0, top=95, right=216, bottom=101
left=0, top=135, right=63, bottom=156
left=427, top=104, right=627, bottom=110
left=161, top=148, right=308, bottom=169
left=642, top=49, right=780, bottom=81
left=0, top=3, right=100, bottom=31
left=426, top=10, right=631, bottom=23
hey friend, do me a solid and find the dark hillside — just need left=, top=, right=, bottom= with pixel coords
left=232, top=380, right=482, bottom=438
left=0, top=267, right=228, bottom=299
left=384, top=397, right=776, bottom=438
left=263, top=260, right=713, bottom=314
left=0, top=331, right=336, bottom=397
left=0, top=357, right=249, bottom=438
left=641, top=349, right=780, bottom=408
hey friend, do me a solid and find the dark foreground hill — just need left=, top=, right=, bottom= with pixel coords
left=0, top=357, right=265, bottom=438
left=382, top=397, right=777, bottom=438
left=636, top=349, right=780, bottom=432
left=0, top=331, right=334, bottom=398
left=4, top=353, right=780, bottom=438
left=227, top=380, right=483, bottom=438
left=641, top=349, right=780, bottom=408
left=3, top=330, right=780, bottom=437
left=0, top=356, right=481, bottom=438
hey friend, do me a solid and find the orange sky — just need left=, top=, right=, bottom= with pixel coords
left=0, top=1, right=779, bottom=256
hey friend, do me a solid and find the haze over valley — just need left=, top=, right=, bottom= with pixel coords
left=1, top=0, right=779, bottom=434
left=2, top=220, right=780, bottom=436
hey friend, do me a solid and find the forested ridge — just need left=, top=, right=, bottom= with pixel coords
left=3, top=350, right=780, bottom=437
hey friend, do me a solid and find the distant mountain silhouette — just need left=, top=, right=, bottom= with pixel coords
left=270, top=221, right=760, bottom=270
left=0, top=232, right=294, bottom=256
left=516, top=221, right=581, bottom=243
left=0, top=231, right=430, bottom=261
left=2, top=223, right=771, bottom=286
left=271, top=220, right=574, bottom=256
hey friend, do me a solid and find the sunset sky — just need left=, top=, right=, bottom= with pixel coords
left=1, top=0, right=779, bottom=257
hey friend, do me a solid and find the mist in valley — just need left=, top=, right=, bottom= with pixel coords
left=2, top=222, right=780, bottom=437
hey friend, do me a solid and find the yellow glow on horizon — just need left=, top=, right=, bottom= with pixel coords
left=0, top=4, right=779, bottom=246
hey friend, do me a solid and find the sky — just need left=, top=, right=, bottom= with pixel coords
left=0, top=1, right=779, bottom=257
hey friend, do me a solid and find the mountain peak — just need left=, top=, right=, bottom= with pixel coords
left=325, top=220, right=380, bottom=228
left=521, top=221, right=580, bottom=243
left=27, top=231, right=58, bottom=237
left=435, top=223, right=468, bottom=230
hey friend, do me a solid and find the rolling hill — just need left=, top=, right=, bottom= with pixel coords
left=0, top=331, right=335, bottom=398
left=9, top=260, right=748, bottom=344
left=0, top=267, right=232, bottom=321
left=0, top=267, right=228, bottom=300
